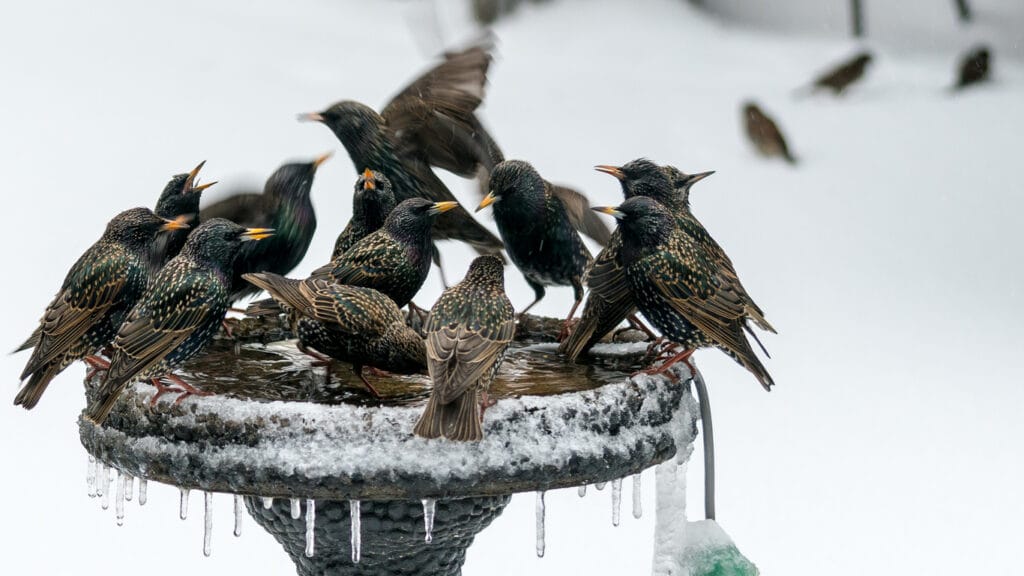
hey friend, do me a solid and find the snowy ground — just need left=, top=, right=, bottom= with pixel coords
left=1, top=0, right=1022, bottom=574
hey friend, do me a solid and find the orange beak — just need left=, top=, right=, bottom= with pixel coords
left=594, top=165, right=626, bottom=180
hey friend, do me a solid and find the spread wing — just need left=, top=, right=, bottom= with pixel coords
left=550, top=183, right=612, bottom=246
left=200, top=191, right=272, bottom=227
left=426, top=319, right=515, bottom=405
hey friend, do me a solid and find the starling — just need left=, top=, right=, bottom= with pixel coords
left=332, top=168, right=397, bottom=259
left=242, top=273, right=425, bottom=395
left=152, top=160, right=216, bottom=268
left=200, top=152, right=331, bottom=302
left=805, top=51, right=873, bottom=95
left=309, top=198, right=459, bottom=309
left=414, top=255, right=514, bottom=441
left=594, top=196, right=774, bottom=390
left=299, top=42, right=505, bottom=276
left=953, top=45, right=991, bottom=90
left=475, top=160, right=603, bottom=325
left=743, top=102, right=797, bottom=165
left=84, top=219, right=273, bottom=425
left=15, top=208, right=190, bottom=409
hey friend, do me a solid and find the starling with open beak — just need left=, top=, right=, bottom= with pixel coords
left=743, top=102, right=797, bottom=165
left=594, top=197, right=774, bottom=390
left=242, top=273, right=425, bottom=396
left=476, top=160, right=603, bottom=330
left=953, top=45, right=991, bottom=91
left=151, top=160, right=216, bottom=268
left=201, top=152, right=331, bottom=302
left=84, top=219, right=273, bottom=425
left=805, top=51, right=873, bottom=95
left=332, top=168, right=397, bottom=259
left=414, top=255, right=514, bottom=441
left=15, top=208, right=190, bottom=409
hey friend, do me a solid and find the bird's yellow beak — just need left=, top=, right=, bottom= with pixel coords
left=362, top=168, right=376, bottom=190
left=192, top=181, right=217, bottom=193
left=428, top=201, right=459, bottom=215
left=594, top=165, right=625, bottom=180
left=160, top=215, right=191, bottom=231
left=183, top=160, right=207, bottom=192
left=475, top=191, right=498, bottom=212
left=241, top=228, right=275, bottom=241
left=685, top=170, right=715, bottom=186
left=298, top=112, right=325, bottom=123
left=312, top=151, right=333, bottom=169
left=592, top=206, right=625, bottom=220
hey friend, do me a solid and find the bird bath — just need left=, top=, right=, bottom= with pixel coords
left=78, top=314, right=702, bottom=575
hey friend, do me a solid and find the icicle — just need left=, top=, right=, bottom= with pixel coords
left=349, top=500, right=361, bottom=563
left=124, top=475, right=134, bottom=502
left=87, top=456, right=97, bottom=497
left=632, top=474, right=643, bottom=519
left=304, top=499, right=315, bottom=558
left=577, top=485, right=587, bottom=498
left=261, top=497, right=273, bottom=509
left=290, top=497, right=301, bottom=519
left=203, top=492, right=213, bottom=557
left=138, top=479, right=148, bottom=506
left=115, top=471, right=126, bottom=526
left=233, top=495, right=243, bottom=537
left=535, top=491, right=546, bottom=558
left=422, top=498, right=436, bottom=543
left=100, top=465, right=110, bottom=510
left=611, top=478, right=623, bottom=527
left=179, top=487, right=190, bottom=520
left=595, top=481, right=607, bottom=490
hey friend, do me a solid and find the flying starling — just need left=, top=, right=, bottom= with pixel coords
left=332, top=168, right=397, bottom=259
left=15, top=208, right=190, bottom=409
left=414, top=255, right=514, bottom=441
left=805, top=51, right=873, bottom=95
left=594, top=196, right=774, bottom=390
left=200, top=152, right=330, bottom=302
left=953, top=45, right=991, bottom=90
left=309, top=198, right=459, bottom=309
left=298, top=42, right=505, bottom=277
left=152, top=160, right=216, bottom=268
left=743, top=102, right=797, bottom=165
left=242, top=273, right=425, bottom=395
left=84, top=219, right=273, bottom=425
left=476, top=160, right=603, bottom=327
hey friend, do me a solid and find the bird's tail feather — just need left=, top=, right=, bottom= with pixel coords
left=12, top=327, right=41, bottom=354
left=14, top=362, right=62, bottom=410
left=84, top=374, right=131, bottom=425
left=413, top=394, right=443, bottom=439
left=444, top=391, right=483, bottom=442
left=242, top=274, right=305, bottom=315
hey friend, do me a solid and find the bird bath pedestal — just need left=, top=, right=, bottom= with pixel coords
left=77, top=315, right=698, bottom=575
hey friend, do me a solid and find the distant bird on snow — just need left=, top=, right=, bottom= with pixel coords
left=742, top=102, right=797, bottom=165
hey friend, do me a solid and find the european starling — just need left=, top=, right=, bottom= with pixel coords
left=84, top=219, right=273, bottom=425
left=332, top=168, right=397, bottom=259
left=594, top=196, right=774, bottom=390
left=299, top=42, right=505, bottom=276
left=15, top=208, right=190, bottom=409
left=152, top=160, right=216, bottom=268
left=743, top=102, right=797, bottom=165
left=806, top=51, right=873, bottom=95
left=200, top=152, right=331, bottom=302
left=953, top=45, right=991, bottom=90
left=309, top=198, right=459, bottom=308
left=414, top=255, right=514, bottom=441
left=475, top=160, right=601, bottom=325
left=242, top=273, right=425, bottom=395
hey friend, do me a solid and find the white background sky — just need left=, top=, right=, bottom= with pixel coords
left=1, top=0, right=1022, bottom=574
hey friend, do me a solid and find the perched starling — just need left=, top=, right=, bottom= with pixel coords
left=476, top=160, right=602, bottom=325
left=332, top=168, right=397, bottom=259
left=594, top=197, right=774, bottom=390
left=743, top=102, right=797, bottom=165
left=200, top=153, right=330, bottom=302
left=84, top=219, right=273, bottom=425
left=15, top=208, right=190, bottom=409
left=152, top=161, right=216, bottom=268
left=309, top=198, right=459, bottom=308
left=299, top=42, right=505, bottom=276
left=953, top=45, right=991, bottom=90
left=242, top=273, right=425, bottom=395
left=806, top=51, right=873, bottom=95
left=414, top=255, right=514, bottom=441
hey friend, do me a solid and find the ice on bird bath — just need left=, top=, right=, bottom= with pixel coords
left=261, top=496, right=273, bottom=509
left=632, top=473, right=643, bottom=519
left=115, top=472, right=126, bottom=526
left=138, top=479, right=148, bottom=506
left=304, top=499, right=315, bottom=558
left=577, top=485, right=586, bottom=497
left=422, top=498, right=436, bottom=543
left=124, top=475, right=134, bottom=502
left=233, top=495, right=243, bottom=537
left=86, top=456, right=96, bottom=497
left=595, top=481, right=607, bottom=490
left=611, top=478, right=623, bottom=526
left=290, top=497, right=301, bottom=519
left=203, top=492, right=213, bottom=557
left=179, top=488, right=190, bottom=520
left=99, top=465, right=110, bottom=510
left=535, top=491, right=546, bottom=558
left=349, top=500, right=361, bottom=564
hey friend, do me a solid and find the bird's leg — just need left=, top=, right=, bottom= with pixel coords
left=636, top=348, right=696, bottom=382
left=431, top=244, right=450, bottom=289
left=163, top=373, right=213, bottom=405
left=355, top=366, right=382, bottom=398
left=407, top=301, right=429, bottom=325
left=297, top=342, right=332, bottom=368
left=220, top=320, right=235, bottom=340
left=642, top=337, right=669, bottom=363
left=517, top=281, right=546, bottom=323
left=149, top=378, right=184, bottom=406
left=478, top=390, right=498, bottom=422
left=558, top=291, right=585, bottom=342
left=83, top=355, right=111, bottom=381
left=366, top=366, right=391, bottom=378
left=227, top=307, right=248, bottom=314
left=627, top=314, right=659, bottom=341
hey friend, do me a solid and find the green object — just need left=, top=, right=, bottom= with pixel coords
left=684, top=520, right=759, bottom=576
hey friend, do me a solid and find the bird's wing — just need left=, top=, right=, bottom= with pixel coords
left=200, top=192, right=272, bottom=227
left=315, top=232, right=405, bottom=286
left=300, top=279, right=390, bottom=336
left=426, top=319, right=514, bottom=405
left=585, top=235, right=631, bottom=304
left=550, top=183, right=612, bottom=246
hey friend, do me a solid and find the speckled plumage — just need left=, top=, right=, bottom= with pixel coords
left=606, top=196, right=774, bottom=390
left=15, top=208, right=189, bottom=409
left=743, top=102, right=797, bottom=164
left=414, top=255, right=514, bottom=441
left=152, top=161, right=214, bottom=269
left=477, top=160, right=598, bottom=318
left=85, top=219, right=272, bottom=424
left=200, top=154, right=328, bottom=301
left=332, top=169, right=397, bottom=259
left=243, top=273, right=425, bottom=382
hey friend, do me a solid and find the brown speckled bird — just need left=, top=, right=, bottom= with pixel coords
left=953, top=45, right=991, bottom=91
left=414, top=255, right=514, bottom=441
left=152, top=161, right=217, bottom=268
left=242, top=272, right=425, bottom=395
left=743, top=102, right=797, bottom=165
left=15, top=208, right=190, bottom=409
left=807, top=51, right=873, bottom=95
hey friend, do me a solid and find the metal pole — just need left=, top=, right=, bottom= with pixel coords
left=692, top=370, right=715, bottom=520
